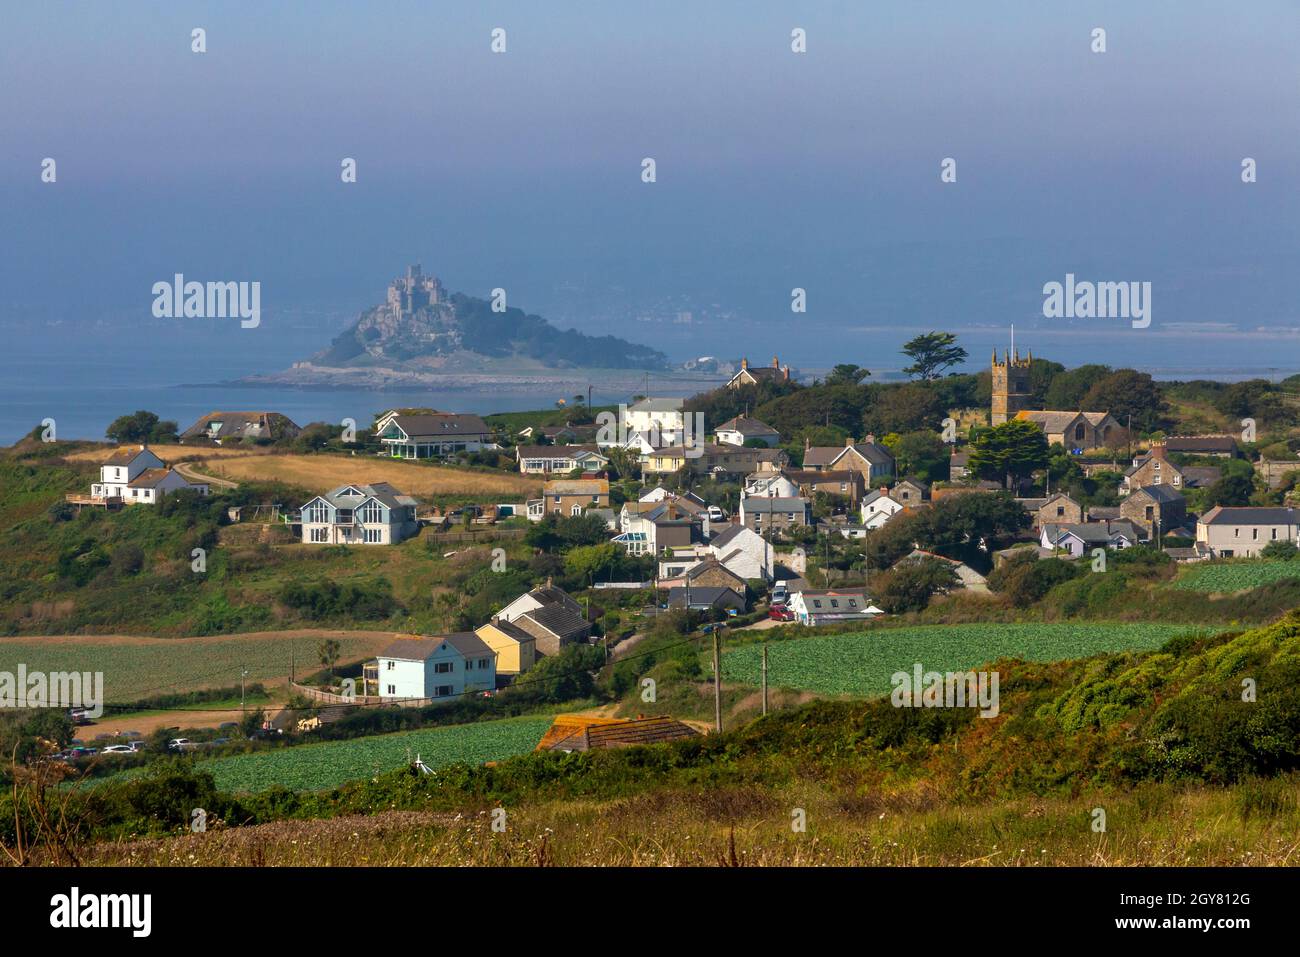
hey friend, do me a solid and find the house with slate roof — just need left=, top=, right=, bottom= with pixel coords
left=298, top=482, right=420, bottom=544
left=374, top=633, right=497, bottom=701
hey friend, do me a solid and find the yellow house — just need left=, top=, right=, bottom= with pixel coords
left=643, top=447, right=689, bottom=473
left=474, top=618, right=537, bottom=676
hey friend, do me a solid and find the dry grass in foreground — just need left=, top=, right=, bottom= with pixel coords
left=63, top=781, right=1300, bottom=867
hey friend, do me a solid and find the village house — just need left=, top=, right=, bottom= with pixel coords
left=705, top=523, right=774, bottom=580
left=1120, top=442, right=1221, bottom=495
left=515, top=423, right=598, bottom=444
left=1016, top=492, right=1085, bottom=528
left=473, top=618, right=537, bottom=677
left=180, top=410, right=300, bottom=444
left=787, top=589, right=883, bottom=626
left=494, top=583, right=592, bottom=656
left=739, top=496, right=811, bottom=533
left=780, top=469, right=866, bottom=505
left=533, top=477, right=610, bottom=518
left=715, top=415, right=781, bottom=447
left=744, top=472, right=801, bottom=499
left=726, top=355, right=792, bottom=389
left=802, top=436, right=896, bottom=484
left=1040, top=520, right=1145, bottom=557
left=1164, top=435, right=1240, bottom=458
left=659, top=555, right=750, bottom=594
left=619, top=397, right=686, bottom=448
left=613, top=500, right=696, bottom=556
left=949, top=450, right=971, bottom=481
left=1255, top=459, right=1300, bottom=490
left=299, top=482, right=420, bottom=544
left=515, top=444, right=610, bottom=475
left=891, top=478, right=929, bottom=505
left=1196, top=506, right=1299, bottom=558
left=373, top=634, right=496, bottom=701
left=1014, top=410, right=1123, bottom=452
left=1119, top=484, right=1187, bottom=536
left=378, top=413, right=492, bottom=458
left=73, top=445, right=210, bottom=507
left=860, top=487, right=909, bottom=529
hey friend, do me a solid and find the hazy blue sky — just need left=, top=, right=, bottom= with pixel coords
left=2, top=1, right=1297, bottom=366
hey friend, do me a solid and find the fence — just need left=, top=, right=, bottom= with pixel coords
left=289, top=682, right=433, bottom=708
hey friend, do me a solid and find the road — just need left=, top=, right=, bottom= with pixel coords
left=176, top=460, right=238, bottom=489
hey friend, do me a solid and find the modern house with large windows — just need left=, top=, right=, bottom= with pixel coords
left=298, top=482, right=420, bottom=545
left=377, top=413, right=491, bottom=458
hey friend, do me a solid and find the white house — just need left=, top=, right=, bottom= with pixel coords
left=375, top=634, right=497, bottom=701
left=85, top=446, right=209, bottom=505
left=715, top=416, right=780, bottom=448
left=516, top=445, right=609, bottom=475
left=1196, top=506, right=1299, bottom=558
left=743, top=472, right=801, bottom=499
left=378, top=413, right=491, bottom=458
left=787, top=589, right=883, bottom=626
left=706, top=523, right=774, bottom=581
left=619, top=397, right=686, bottom=448
left=299, top=482, right=420, bottom=545
left=860, top=488, right=906, bottom=529
left=1039, top=521, right=1144, bottom=558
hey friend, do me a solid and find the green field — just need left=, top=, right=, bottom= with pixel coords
left=189, top=716, right=555, bottom=792
left=0, top=633, right=388, bottom=701
left=722, top=622, right=1216, bottom=698
left=1173, top=561, right=1300, bottom=593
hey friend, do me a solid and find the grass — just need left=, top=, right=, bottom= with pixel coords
left=198, top=452, right=540, bottom=499
left=0, top=631, right=395, bottom=701
left=1174, top=561, right=1300, bottom=593
left=183, top=715, right=555, bottom=792
left=721, top=622, right=1214, bottom=697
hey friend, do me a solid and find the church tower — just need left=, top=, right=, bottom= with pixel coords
left=991, top=347, right=1033, bottom=425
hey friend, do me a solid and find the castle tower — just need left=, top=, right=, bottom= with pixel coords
left=991, top=347, right=1033, bottom=425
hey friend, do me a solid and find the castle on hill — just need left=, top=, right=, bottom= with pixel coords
left=386, top=264, right=445, bottom=319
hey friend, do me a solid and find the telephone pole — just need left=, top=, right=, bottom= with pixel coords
left=712, top=628, right=723, bottom=734
left=761, top=644, right=769, bottom=716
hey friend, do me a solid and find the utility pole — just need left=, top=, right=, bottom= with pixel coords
left=241, top=668, right=249, bottom=714
left=761, top=644, right=768, bottom=716
left=712, top=628, right=723, bottom=734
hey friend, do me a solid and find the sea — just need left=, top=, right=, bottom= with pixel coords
left=2, top=320, right=1296, bottom=446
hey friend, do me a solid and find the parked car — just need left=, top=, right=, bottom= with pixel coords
left=768, top=605, right=795, bottom=621
left=771, top=581, right=790, bottom=605
left=100, top=744, right=137, bottom=755
left=167, top=738, right=199, bottom=752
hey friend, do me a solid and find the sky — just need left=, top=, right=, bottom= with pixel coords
left=1, top=0, right=1297, bottom=369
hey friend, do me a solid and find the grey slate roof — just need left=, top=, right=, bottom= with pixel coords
left=379, top=633, right=489, bottom=661
left=388, top=413, right=490, bottom=439
left=1200, top=506, right=1299, bottom=526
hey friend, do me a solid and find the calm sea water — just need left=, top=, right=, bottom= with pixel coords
left=2, top=321, right=1294, bottom=445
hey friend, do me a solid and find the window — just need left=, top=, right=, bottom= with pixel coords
left=364, top=528, right=382, bottom=543
left=1145, top=506, right=1154, bottom=520
left=1252, top=529, right=1258, bottom=540
left=358, top=501, right=383, bottom=524
left=435, top=685, right=453, bottom=698
left=386, top=684, right=395, bottom=695
left=848, top=599, right=858, bottom=608
left=571, top=505, right=582, bottom=516
left=479, top=657, right=491, bottom=669
left=830, top=599, right=839, bottom=608
left=1074, top=424, right=1085, bottom=441
left=386, top=661, right=394, bottom=671
left=1056, top=506, right=1065, bottom=517
left=1272, top=529, right=1278, bottom=540
left=434, top=661, right=454, bottom=673
left=304, top=502, right=329, bottom=524
left=310, top=527, right=329, bottom=543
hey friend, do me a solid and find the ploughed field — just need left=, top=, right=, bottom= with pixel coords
left=721, top=622, right=1217, bottom=698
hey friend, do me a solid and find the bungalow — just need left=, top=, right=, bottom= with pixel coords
left=299, top=482, right=419, bottom=544
left=1014, top=410, right=1123, bottom=452
left=726, top=355, right=792, bottom=390
left=715, top=415, right=781, bottom=447
left=378, top=413, right=491, bottom=458
left=949, top=450, right=971, bottom=481
left=1196, top=506, right=1299, bottom=558
left=180, top=410, right=301, bottom=444
left=516, top=444, right=609, bottom=475
left=374, top=633, right=497, bottom=701
left=474, top=618, right=537, bottom=676
left=665, top=585, right=747, bottom=612
left=744, top=472, right=802, bottom=499
left=496, top=582, right=584, bottom=623
left=802, top=436, right=896, bottom=484
left=78, top=446, right=209, bottom=506
left=1040, top=520, right=1145, bottom=557
left=787, top=589, right=883, bottom=626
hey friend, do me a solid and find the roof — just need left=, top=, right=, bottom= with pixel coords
left=708, top=523, right=751, bottom=549
left=102, top=445, right=153, bottom=466
left=321, top=482, right=419, bottom=509
left=378, top=633, right=489, bottom=661
left=516, top=444, right=606, bottom=459
left=386, top=413, right=490, bottom=439
left=1180, top=466, right=1222, bottom=487
left=126, top=468, right=177, bottom=489
left=478, top=619, right=535, bottom=643
left=782, top=469, right=856, bottom=484
left=742, top=496, right=808, bottom=512
left=684, top=557, right=746, bottom=583
left=1130, top=484, right=1184, bottom=504
left=543, top=478, right=610, bottom=495
left=1044, top=520, right=1144, bottom=544
left=1200, top=506, right=1299, bottom=526
left=627, top=397, right=684, bottom=413
left=803, top=441, right=894, bottom=469
left=666, top=586, right=744, bottom=606
left=1165, top=435, right=1238, bottom=453
left=716, top=415, right=779, bottom=435
left=536, top=715, right=700, bottom=752
left=519, top=604, right=590, bottom=640
left=1015, top=410, right=1090, bottom=433
left=181, top=411, right=300, bottom=440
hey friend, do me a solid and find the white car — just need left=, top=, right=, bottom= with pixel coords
left=100, top=744, right=137, bottom=755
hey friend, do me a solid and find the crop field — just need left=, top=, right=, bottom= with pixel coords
left=721, top=622, right=1216, bottom=698
left=191, top=715, right=555, bottom=791
left=1173, top=561, right=1300, bottom=593
left=199, top=453, right=540, bottom=499
left=0, top=630, right=396, bottom=701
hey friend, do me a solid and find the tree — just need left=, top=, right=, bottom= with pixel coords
left=1080, top=370, right=1165, bottom=433
left=824, top=363, right=870, bottom=386
left=968, top=420, right=1049, bottom=489
left=317, top=638, right=341, bottom=682
left=1203, top=473, right=1254, bottom=507
left=105, top=410, right=178, bottom=444
left=912, top=491, right=1029, bottom=564
left=1259, top=539, right=1300, bottom=561
left=563, top=542, right=621, bottom=584
left=862, top=383, right=946, bottom=436
left=1043, top=364, right=1111, bottom=410
left=873, top=558, right=958, bottom=614
left=901, top=332, right=968, bottom=380
left=882, top=430, right=949, bottom=483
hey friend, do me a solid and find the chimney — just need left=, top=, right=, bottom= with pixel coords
left=782, top=364, right=790, bottom=381
left=845, top=436, right=855, bottom=447
left=865, top=433, right=875, bottom=444
left=772, top=355, right=780, bottom=368
left=1150, top=441, right=1167, bottom=461
left=545, top=576, right=553, bottom=588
